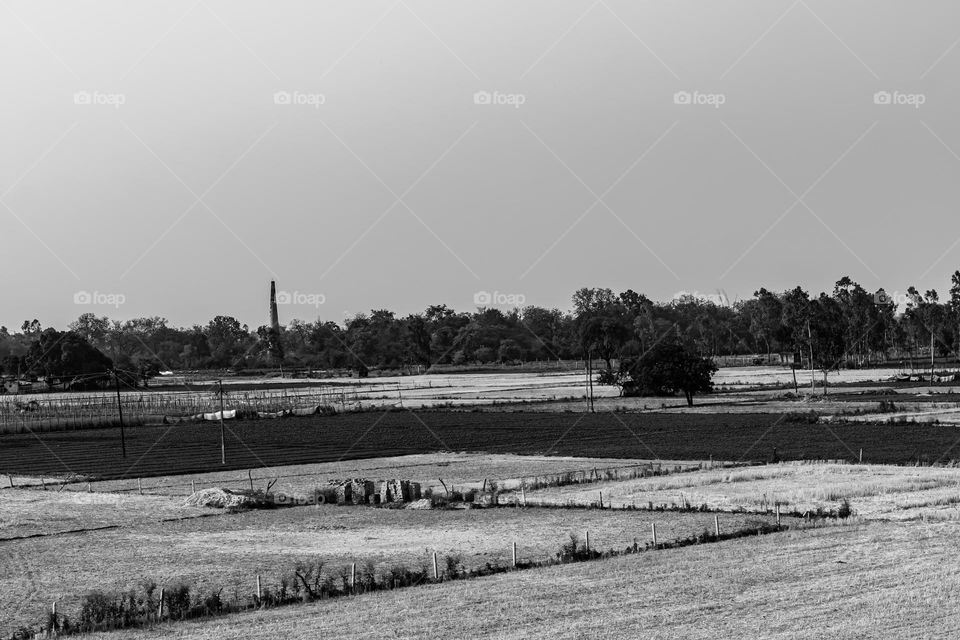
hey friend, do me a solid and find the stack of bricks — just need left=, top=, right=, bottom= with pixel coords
left=350, top=479, right=375, bottom=505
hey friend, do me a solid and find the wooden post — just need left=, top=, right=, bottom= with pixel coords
left=776, top=503, right=781, bottom=526
left=585, top=530, right=590, bottom=554
left=651, top=522, right=658, bottom=547
left=599, top=491, right=603, bottom=509
left=859, top=448, right=863, bottom=464
left=158, top=588, right=165, bottom=618
left=248, top=470, right=254, bottom=491
left=218, top=380, right=226, bottom=465
left=512, top=542, right=517, bottom=567
left=41, top=477, right=45, bottom=490
left=432, top=552, right=439, bottom=581
left=520, top=483, right=526, bottom=507
left=87, top=482, right=92, bottom=493
left=351, top=562, right=356, bottom=592
left=256, top=575, right=262, bottom=601
left=191, top=480, right=196, bottom=493
left=7, top=474, right=13, bottom=489
left=715, top=514, right=721, bottom=537
left=138, top=478, right=143, bottom=495
left=113, top=370, right=126, bottom=459
left=52, top=600, right=57, bottom=617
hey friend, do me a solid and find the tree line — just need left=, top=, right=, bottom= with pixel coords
left=2, top=272, right=959, bottom=388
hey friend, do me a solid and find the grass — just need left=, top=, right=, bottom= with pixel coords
left=78, top=520, right=960, bottom=640
left=516, top=462, right=960, bottom=520
left=0, top=498, right=784, bottom=636
left=66, top=453, right=699, bottom=498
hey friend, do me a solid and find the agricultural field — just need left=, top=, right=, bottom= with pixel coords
left=0, top=490, right=785, bottom=636
left=513, top=462, right=960, bottom=521
left=5, top=368, right=960, bottom=638
left=81, top=520, right=960, bottom=640
left=69, top=452, right=707, bottom=497
left=5, top=410, right=960, bottom=483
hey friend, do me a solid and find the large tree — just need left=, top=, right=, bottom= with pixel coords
left=618, top=342, right=717, bottom=406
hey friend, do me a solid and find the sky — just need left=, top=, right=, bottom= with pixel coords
left=2, top=1, right=960, bottom=330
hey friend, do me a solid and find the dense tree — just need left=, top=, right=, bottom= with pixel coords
left=24, top=329, right=113, bottom=389
left=618, top=342, right=718, bottom=406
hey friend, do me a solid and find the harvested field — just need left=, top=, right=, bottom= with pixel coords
left=0, top=490, right=208, bottom=539
left=81, top=520, right=960, bottom=640
left=3, top=411, right=960, bottom=482
left=516, top=462, right=960, bottom=521
left=0, top=499, right=783, bottom=635
left=71, top=453, right=705, bottom=497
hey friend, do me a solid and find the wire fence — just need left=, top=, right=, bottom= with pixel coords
left=0, top=382, right=407, bottom=434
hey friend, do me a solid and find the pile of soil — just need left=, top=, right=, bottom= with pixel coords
left=183, top=488, right=268, bottom=509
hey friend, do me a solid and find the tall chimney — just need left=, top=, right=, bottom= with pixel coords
left=269, top=281, right=280, bottom=331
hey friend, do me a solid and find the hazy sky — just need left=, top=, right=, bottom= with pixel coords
left=3, top=1, right=960, bottom=330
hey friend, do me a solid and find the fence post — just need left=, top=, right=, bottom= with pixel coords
left=651, top=522, right=658, bottom=547
left=599, top=491, right=603, bottom=509
left=7, top=474, right=13, bottom=489
left=433, top=552, right=439, bottom=581
left=248, top=470, right=254, bottom=492
left=520, top=482, right=526, bottom=507
left=859, top=448, right=863, bottom=464
left=585, top=530, right=590, bottom=554
left=351, top=562, right=356, bottom=592
left=158, top=588, right=165, bottom=618
left=138, top=478, right=143, bottom=495
left=776, top=504, right=781, bottom=526
left=191, top=480, right=196, bottom=494
left=256, top=575, right=262, bottom=601
left=715, top=514, right=721, bottom=537
left=512, top=542, right=517, bottom=567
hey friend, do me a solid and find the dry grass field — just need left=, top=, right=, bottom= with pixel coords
left=514, top=462, right=960, bottom=520
left=81, top=520, right=960, bottom=640
left=0, top=494, right=780, bottom=636
left=0, top=490, right=208, bottom=539
left=71, top=452, right=706, bottom=497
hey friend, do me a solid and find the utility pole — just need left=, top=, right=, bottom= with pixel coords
left=218, top=380, right=226, bottom=465
left=587, top=348, right=595, bottom=413
left=113, top=370, right=126, bottom=458
left=807, top=320, right=815, bottom=392
left=931, top=330, right=936, bottom=383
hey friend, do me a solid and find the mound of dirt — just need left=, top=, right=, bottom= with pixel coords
left=183, top=488, right=266, bottom=509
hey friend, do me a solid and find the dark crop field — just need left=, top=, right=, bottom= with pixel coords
left=1, top=410, right=959, bottom=480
